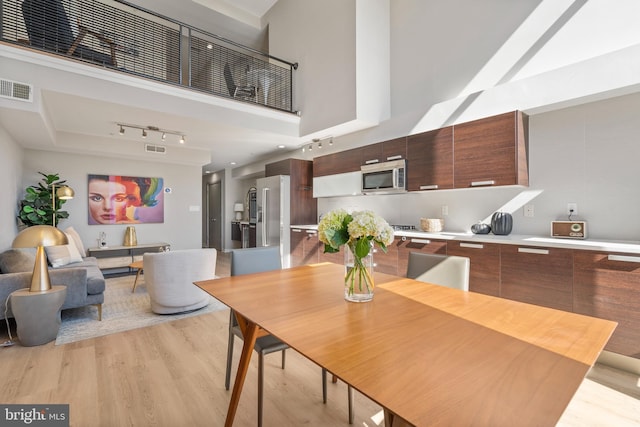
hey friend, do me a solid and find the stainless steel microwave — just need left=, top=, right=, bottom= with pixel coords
left=361, top=159, right=407, bottom=194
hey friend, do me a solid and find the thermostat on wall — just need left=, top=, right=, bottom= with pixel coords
left=551, top=221, right=586, bottom=239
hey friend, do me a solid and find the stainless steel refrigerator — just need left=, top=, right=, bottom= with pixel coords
left=256, top=175, right=291, bottom=268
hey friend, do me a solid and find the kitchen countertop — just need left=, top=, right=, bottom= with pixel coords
left=290, top=224, right=640, bottom=255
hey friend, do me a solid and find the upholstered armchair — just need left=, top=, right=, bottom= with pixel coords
left=143, top=248, right=217, bottom=314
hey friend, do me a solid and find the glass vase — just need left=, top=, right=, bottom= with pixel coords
left=344, top=243, right=374, bottom=302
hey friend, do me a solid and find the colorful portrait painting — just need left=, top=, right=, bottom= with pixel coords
left=88, top=174, right=164, bottom=225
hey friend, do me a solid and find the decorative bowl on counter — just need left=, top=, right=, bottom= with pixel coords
left=420, top=218, right=444, bottom=232
left=471, top=222, right=491, bottom=234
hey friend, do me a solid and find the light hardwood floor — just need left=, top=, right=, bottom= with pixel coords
left=0, top=252, right=638, bottom=426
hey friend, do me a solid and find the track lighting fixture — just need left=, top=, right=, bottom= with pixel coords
left=301, top=136, right=333, bottom=153
left=117, top=123, right=186, bottom=144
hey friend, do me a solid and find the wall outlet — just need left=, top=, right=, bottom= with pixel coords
left=441, top=205, right=449, bottom=216
left=567, top=203, right=578, bottom=216
left=523, top=204, right=534, bottom=217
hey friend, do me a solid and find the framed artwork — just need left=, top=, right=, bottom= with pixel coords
left=88, top=174, right=164, bottom=225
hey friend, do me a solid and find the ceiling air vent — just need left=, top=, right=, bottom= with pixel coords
left=145, top=144, right=166, bottom=154
left=0, top=78, right=33, bottom=102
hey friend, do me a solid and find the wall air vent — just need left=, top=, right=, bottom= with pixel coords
left=0, top=78, right=33, bottom=102
left=145, top=144, right=166, bottom=154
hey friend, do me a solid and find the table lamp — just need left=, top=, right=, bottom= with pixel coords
left=12, top=225, right=69, bottom=292
left=234, top=203, right=244, bottom=221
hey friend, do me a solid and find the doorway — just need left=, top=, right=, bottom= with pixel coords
left=207, top=181, right=222, bottom=250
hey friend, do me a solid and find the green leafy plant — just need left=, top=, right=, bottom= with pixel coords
left=17, top=172, right=71, bottom=227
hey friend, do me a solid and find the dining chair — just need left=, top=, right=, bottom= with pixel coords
left=226, top=246, right=289, bottom=427
left=227, top=246, right=353, bottom=425
left=223, top=63, right=257, bottom=99
left=406, top=252, right=470, bottom=291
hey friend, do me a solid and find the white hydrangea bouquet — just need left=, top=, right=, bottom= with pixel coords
left=318, top=209, right=394, bottom=301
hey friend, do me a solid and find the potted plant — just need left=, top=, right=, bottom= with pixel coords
left=17, top=172, right=71, bottom=227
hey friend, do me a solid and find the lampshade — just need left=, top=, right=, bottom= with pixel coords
left=56, top=185, right=75, bottom=200
left=12, top=225, right=68, bottom=292
left=233, top=203, right=244, bottom=212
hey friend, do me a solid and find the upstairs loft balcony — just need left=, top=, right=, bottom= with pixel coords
left=0, top=0, right=297, bottom=113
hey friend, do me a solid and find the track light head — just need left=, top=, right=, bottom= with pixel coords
left=179, top=135, right=185, bottom=144
left=119, top=125, right=125, bottom=135
left=142, top=129, right=147, bottom=138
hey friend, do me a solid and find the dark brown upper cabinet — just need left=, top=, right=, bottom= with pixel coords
left=407, top=126, right=454, bottom=191
left=453, top=111, right=529, bottom=188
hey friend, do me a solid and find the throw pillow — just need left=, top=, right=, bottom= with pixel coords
left=0, top=249, right=36, bottom=273
left=64, top=226, right=86, bottom=256
left=45, top=233, right=83, bottom=268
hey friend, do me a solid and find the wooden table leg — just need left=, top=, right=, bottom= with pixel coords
left=225, top=315, right=259, bottom=427
left=132, top=268, right=142, bottom=293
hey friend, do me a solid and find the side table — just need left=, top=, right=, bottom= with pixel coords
left=10, top=286, right=66, bottom=346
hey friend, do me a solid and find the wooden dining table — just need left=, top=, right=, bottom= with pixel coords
left=195, top=262, right=616, bottom=426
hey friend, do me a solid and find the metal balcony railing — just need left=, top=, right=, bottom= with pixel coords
left=0, top=0, right=297, bottom=112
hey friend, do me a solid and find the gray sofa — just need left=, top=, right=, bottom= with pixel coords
left=0, top=249, right=105, bottom=320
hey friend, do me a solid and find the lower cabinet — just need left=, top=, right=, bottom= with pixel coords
left=288, top=230, right=640, bottom=358
left=500, top=245, right=573, bottom=312
left=397, top=236, right=447, bottom=277
left=290, top=228, right=320, bottom=267
left=248, top=224, right=256, bottom=248
left=372, top=237, right=401, bottom=275
left=574, top=251, right=640, bottom=358
left=447, top=241, right=500, bottom=296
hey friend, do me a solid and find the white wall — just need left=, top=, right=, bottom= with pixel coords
left=267, top=0, right=390, bottom=137
left=318, top=92, right=640, bottom=241
left=22, top=150, right=202, bottom=252
left=0, top=127, right=24, bottom=251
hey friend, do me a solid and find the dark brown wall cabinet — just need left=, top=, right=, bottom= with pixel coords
left=453, top=110, right=529, bottom=188
left=407, top=127, right=454, bottom=191
left=265, top=158, right=317, bottom=225
left=312, top=147, right=362, bottom=177
left=361, top=137, right=407, bottom=165
left=313, top=110, right=529, bottom=191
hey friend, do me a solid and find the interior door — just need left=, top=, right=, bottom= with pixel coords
left=207, top=182, right=222, bottom=250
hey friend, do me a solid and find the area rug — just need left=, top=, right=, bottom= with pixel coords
left=55, top=275, right=226, bottom=345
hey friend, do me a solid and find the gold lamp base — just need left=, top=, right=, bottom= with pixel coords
left=123, top=226, right=137, bottom=246
left=30, top=246, right=53, bottom=292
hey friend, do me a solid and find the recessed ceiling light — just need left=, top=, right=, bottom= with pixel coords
left=277, top=145, right=285, bottom=149
left=230, top=161, right=237, bottom=165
